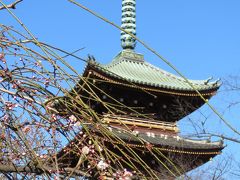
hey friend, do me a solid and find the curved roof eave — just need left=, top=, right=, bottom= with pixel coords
left=106, top=127, right=224, bottom=151
left=87, top=59, right=221, bottom=93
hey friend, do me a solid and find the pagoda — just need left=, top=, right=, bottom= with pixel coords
left=48, top=0, right=224, bottom=179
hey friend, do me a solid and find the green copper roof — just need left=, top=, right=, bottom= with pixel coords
left=89, top=50, right=221, bottom=92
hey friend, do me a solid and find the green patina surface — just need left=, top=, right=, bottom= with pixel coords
left=90, top=50, right=221, bottom=91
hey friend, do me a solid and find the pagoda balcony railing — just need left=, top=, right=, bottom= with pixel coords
left=102, top=114, right=179, bottom=133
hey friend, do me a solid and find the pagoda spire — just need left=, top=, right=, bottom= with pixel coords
left=121, top=0, right=136, bottom=50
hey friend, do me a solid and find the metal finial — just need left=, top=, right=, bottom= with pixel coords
left=121, top=0, right=136, bottom=50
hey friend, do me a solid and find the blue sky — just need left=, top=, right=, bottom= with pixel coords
left=2, top=0, right=240, bottom=75
left=1, top=0, right=240, bottom=178
left=2, top=0, right=240, bottom=79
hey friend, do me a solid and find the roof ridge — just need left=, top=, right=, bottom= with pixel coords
left=142, top=61, right=185, bottom=82
left=142, top=60, right=221, bottom=86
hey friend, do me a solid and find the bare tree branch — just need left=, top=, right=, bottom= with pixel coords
left=0, top=87, right=41, bottom=105
left=0, top=164, right=90, bottom=177
left=0, top=0, right=23, bottom=10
